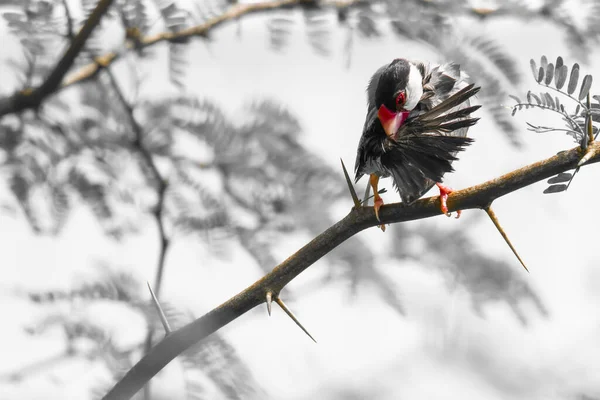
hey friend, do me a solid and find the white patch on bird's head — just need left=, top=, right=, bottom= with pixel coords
left=404, top=63, right=423, bottom=111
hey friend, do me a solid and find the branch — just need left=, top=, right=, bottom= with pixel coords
left=102, top=141, right=600, bottom=400
left=105, top=68, right=170, bottom=400
left=61, top=0, right=75, bottom=40
left=0, top=0, right=364, bottom=119
left=0, top=0, right=115, bottom=117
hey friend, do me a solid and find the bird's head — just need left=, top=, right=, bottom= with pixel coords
left=374, top=59, right=423, bottom=137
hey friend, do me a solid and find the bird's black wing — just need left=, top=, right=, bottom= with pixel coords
left=381, top=84, right=480, bottom=203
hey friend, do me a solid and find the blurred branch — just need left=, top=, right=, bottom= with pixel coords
left=61, top=0, right=75, bottom=40
left=0, top=350, right=74, bottom=382
left=104, top=69, right=170, bottom=297
left=102, top=141, right=600, bottom=400
left=0, top=0, right=364, bottom=120
left=0, top=0, right=115, bottom=117
left=105, top=68, right=170, bottom=400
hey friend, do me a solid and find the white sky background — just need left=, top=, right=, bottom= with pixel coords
left=1, top=1, right=600, bottom=399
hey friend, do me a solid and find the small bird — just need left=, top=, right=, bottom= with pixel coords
left=354, top=58, right=481, bottom=230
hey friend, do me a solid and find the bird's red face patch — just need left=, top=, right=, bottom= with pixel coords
left=377, top=105, right=409, bottom=138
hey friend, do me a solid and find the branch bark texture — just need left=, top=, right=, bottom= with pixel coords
left=102, top=141, right=600, bottom=400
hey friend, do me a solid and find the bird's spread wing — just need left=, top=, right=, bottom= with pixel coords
left=382, top=81, right=480, bottom=203
left=394, top=84, right=481, bottom=139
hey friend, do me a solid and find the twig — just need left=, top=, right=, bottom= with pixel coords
left=101, top=141, right=600, bottom=400
left=104, top=68, right=170, bottom=400
left=0, top=0, right=115, bottom=117
left=61, top=0, right=74, bottom=40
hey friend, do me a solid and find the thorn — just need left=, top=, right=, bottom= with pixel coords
left=577, top=145, right=598, bottom=167
left=484, top=207, right=529, bottom=273
left=362, top=182, right=371, bottom=206
left=266, top=292, right=272, bottom=316
left=274, top=297, right=317, bottom=343
left=587, top=93, right=594, bottom=144
left=340, top=158, right=361, bottom=209
left=147, top=281, right=172, bottom=335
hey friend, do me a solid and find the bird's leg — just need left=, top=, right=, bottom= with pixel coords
left=369, top=174, right=385, bottom=231
left=436, top=182, right=461, bottom=218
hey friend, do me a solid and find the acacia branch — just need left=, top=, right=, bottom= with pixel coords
left=102, top=141, right=600, bottom=400
left=0, top=0, right=115, bottom=117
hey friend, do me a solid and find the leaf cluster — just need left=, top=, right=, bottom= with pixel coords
left=510, top=55, right=598, bottom=193
left=22, top=265, right=263, bottom=400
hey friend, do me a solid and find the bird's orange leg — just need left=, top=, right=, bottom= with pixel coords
left=436, top=182, right=461, bottom=219
left=370, top=174, right=385, bottom=231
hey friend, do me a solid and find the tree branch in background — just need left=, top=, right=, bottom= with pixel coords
left=0, top=0, right=365, bottom=119
left=102, top=141, right=600, bottom=400
left=104, top=68, right=170, bottom=400
left=0, top=0, right=115, bottom=117
left=0, top=0, right=581, bottom=121
left=60, top=0, right=75, bottom=40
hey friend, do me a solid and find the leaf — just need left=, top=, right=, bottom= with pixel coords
left=555, top=65, right=568, bottom=89
left=540, top=55, right=548, bottom=72
left=527, top=91, right=532, bottom=103
left=545, top=63, right=554, bottom=85
left=2, top=11, right=24, bottom=23
left=543, top=184, right=567, bottom=194
left=508, top=95, right=521, bottom=103
left=547, top=172, right=572, bottom=183
left=530, top=59, right=538, bottom=81
left=544, top=93, right=555, bottom=108
left=530, top=92, right=541, bottom=105
left=555, top=56, right=563, bottom=70
left=356, top=13, right=380, bottom=38
left=537, top=67, right=544, bottom=83
left=568, top=63, right=580, bottom=95
left=579, top=74, right=593, bottom=100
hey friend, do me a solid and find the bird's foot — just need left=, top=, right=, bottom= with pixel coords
left=436, top=182, right=461, bottom=219
left=373, top=195, right=385, bottom=232
left=369, top=174, right=386, bottom=231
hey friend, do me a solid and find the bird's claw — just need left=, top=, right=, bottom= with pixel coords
left=436, top=183, right=461, bottom=218
left=373, top=196, right=385, bottom=231
left=373, top=196, right=385, bottom=232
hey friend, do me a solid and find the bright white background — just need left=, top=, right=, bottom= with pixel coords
left=1, top=2, right=600, bottom=399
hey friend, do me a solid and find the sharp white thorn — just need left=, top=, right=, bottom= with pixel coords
left=147, top=281, right=172, bottom=335
left=266, top=292, right=272, bottom=316
left=275, top=297, right=317, bottom=343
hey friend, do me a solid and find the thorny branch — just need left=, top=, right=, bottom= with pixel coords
left=102, top=141, right=600, bottom=400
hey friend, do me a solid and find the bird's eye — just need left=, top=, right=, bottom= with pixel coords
left=395, top=92, right=406, bottom=110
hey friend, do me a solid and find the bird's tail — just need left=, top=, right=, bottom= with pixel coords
left=384, top=135, right=474, bottom=203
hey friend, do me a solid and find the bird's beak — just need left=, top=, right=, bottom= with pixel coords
left=377, top=105, right=409, bottom=137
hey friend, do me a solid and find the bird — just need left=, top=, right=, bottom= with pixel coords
left=354, top=58, right=481, bottom=231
